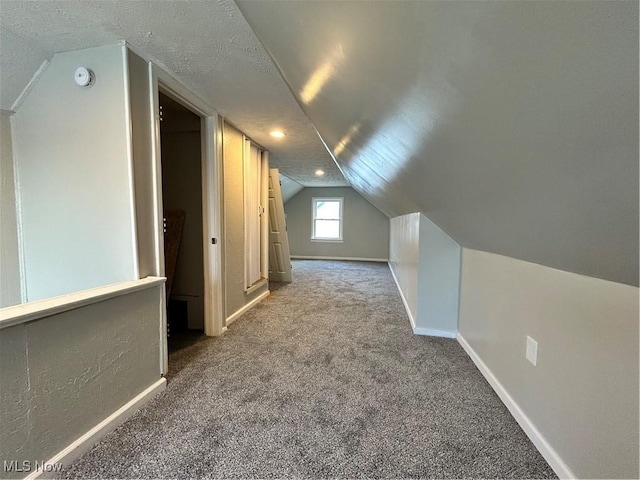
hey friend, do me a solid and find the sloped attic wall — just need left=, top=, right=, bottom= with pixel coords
left=12, top=43, right=138, bottom=300
left=237, top=0, right=639, bottom=287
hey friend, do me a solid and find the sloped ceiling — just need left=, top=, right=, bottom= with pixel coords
left=237, top=0, right=639, bottom=286
left=0, top=0, right=346, bottom=186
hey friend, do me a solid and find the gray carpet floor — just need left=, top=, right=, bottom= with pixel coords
left=60, top=260, right=556, bottom=479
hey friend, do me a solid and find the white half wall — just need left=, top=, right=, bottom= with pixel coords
left=458, top=248, right=639, bottom=479
left=389, top=212, right=460, bottom=336
left=389, top=213, right=420, bottom=323
left=12, top=44, right=137, bottom=302
left=0, top=280, right=165, bottom=479
left=0, top=111, right=22, bottom=307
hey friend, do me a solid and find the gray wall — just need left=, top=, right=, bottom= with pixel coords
left=417, top=215, right=460, bottom=335
left=0, top=111, right=22, bottom=307
left=12, top=44, right=137, bottom=301
left=0, top=286, right=163, bottom=479
left=389, top=213, right=460, bottom=336
left=459, top=249, right=639, bottom=479
left=285, top=187, right=389, bottom=260
left=222, top=121, right=268, bottom=319
left=161, top=105, right=204, bottom=329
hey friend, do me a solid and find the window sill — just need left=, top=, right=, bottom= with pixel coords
left=0, top=276, right=166, bottom=330
left=311, top=238, right=344, bottom=243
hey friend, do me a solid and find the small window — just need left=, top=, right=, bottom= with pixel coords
left=312, top=197, right=343, bottom=242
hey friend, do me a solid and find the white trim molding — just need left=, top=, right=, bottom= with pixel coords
left=388, top=262, right=416, bottom=329
left=457, top=333, right=576, bottom=480
left=25, top=378, right=166, bottom=480
left=413, top=327, right=456, bottom=338
left=291, top=256, right=388, bottom=262
left=0, top=276, right=166, bottom=330
left=226, top=289, right=270, bottom=327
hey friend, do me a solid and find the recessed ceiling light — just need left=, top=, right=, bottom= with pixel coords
left=270, top=130, right=285, bottom=138
left=315, top=169, right=325, bottom=176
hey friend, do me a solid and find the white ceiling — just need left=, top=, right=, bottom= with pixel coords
left=238, top=0, right=639, bottom=286
left=0, top=0, right=346, bottom=187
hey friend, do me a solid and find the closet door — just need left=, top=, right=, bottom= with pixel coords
left=244, top=140, right=263, bottom=288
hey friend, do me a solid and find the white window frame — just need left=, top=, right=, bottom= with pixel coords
left=311, top=197, right=344, bottom=242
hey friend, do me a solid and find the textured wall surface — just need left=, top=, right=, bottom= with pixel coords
left=12, top=44, right=137, bottom=301
left=459, top=249, right=639, bottom=479
left=0, top=111, right=21, bottom=307
left=285, top=187, right=389, bottom=260
left=222, top=121, right=268, bottom=319
left=0, top=286, right=163, bottom=479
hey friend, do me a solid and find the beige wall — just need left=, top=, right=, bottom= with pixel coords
left=389, top=213, right=419, bottom=321
left=0, top=111, right=22, bottom=307
left=285, top=186, right=389, bottom=260
left=222, top=121, right=268, bottom=319
left=458, top=248, right=639, bottom=479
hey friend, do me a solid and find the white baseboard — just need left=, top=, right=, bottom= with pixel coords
left=26, top=377, right=166, bottom=479
left=388, top=263, right=417, bottom=329
left=226, top=290, right=270, bottom=327
left=413, top=327, right=457, bottom=338
left=388, top=264, right=457, bottom=339
left=456, top=333, right=575, bottom=479
left=290, top=255, right=388, bottom=262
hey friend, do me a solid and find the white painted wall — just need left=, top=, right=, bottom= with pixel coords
left=0, top=111, right=22, bottom=307
left=0, top=283, right=163, bottom=479
left=389, top=213, right=460, bottom=336
left=12, top=44, right=137, bottom=301
left=417, top=216, right=460, bottom=336
left=389, top=213, right=420, bottom=323
left=458, top=249, right=639, bottom=479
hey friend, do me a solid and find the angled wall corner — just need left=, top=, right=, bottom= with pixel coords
left=12, top=43, right=138, bottom=301
left=389, top=212, right=460, bottom=337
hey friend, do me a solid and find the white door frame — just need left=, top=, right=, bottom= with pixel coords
left=149, top=65, right=225, bottom=343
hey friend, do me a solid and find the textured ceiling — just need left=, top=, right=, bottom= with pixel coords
left=0, top=0, right=346, bottom=186
left=237, top=0, right=638, bottom=286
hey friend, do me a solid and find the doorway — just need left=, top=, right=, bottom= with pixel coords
left=159, top=92, right=206, bottom=352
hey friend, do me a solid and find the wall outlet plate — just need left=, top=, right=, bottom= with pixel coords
left=526, top=336, right=538, bottom=366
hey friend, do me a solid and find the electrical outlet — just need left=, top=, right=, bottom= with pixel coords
left=526, top=336, right=538, bottom=366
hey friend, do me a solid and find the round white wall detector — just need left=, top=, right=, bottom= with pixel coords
left=74, top=67, right=95, bottom=87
